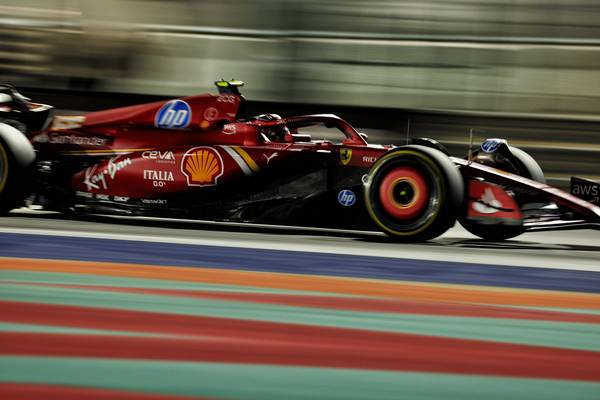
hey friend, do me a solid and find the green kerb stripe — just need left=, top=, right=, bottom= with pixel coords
left=1, top=357, right=599, bottom=400
left=1, top=283, right=600, bottom=351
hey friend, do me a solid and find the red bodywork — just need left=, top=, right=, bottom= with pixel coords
left=17, top=84, right=600, bottom=234
left=31, top=92, right=386, bottom=204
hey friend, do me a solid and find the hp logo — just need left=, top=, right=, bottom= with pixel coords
left=337, top=189, right=356, bottom=207
left=155, top=100, right=191, bottom=129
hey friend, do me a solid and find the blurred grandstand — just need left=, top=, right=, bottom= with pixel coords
left=3, top=0, right=600, bottom=116
left=1, top=0, right=600, bottom=186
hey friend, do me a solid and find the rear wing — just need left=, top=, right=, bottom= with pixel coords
left=215, top=79, right=244, bottom=95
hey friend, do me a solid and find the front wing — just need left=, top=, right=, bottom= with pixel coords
left=452, top=157, right=600, bottom=232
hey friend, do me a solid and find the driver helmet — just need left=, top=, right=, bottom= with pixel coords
left=254, top=113, right=290, bottom=141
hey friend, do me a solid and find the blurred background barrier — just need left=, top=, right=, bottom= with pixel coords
left=2, top=0, right=600, bottom=187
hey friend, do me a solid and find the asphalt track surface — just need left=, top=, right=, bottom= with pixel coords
left=2, top=210, right=600, bottom=272
left=1, top=210, right=600, bottom=399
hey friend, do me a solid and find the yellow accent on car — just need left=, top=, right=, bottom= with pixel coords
left=232, top=146, right=260, bottom=173
left=50, top=115, right=86, bottom=130
left=215, top=79, right=244, bottom=88
left=185, top=149, right=221, bottom=185
left=340, top=148, right=352, bottom=165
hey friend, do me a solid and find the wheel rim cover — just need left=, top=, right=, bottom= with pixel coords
left=378, top=166, right=429, bottom=220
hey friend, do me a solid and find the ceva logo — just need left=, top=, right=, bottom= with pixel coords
left=142, top=150, right=175, bottom=164
left=337, top=189, right=356, bottom=207
left=155, top=100, right=191, bottom=129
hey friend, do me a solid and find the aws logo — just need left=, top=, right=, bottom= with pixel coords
left=155, top=100, right=191, bottom=129
left=181, top=147, right=224, bottom=186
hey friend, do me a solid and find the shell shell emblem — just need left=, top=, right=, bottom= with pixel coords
left=181, top=147, right=224, bottom=186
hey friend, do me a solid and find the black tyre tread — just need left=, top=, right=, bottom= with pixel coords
left=0, top=138, right=28, bottom=214
left=508, top=146, right=545, bottom=183
left=0, top=119, right=27, bottom=134
left=460, top=222, right=525, bottom=241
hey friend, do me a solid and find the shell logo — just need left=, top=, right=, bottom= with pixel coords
left=181, top=147, right=224, bottom=186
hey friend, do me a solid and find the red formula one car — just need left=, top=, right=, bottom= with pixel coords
left=0, top=81, right=599, bottom=241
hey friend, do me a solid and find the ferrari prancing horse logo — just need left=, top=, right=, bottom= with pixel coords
left=340, top=148, right=352, bottom=165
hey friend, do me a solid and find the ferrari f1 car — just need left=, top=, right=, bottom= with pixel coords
left=1, top=81, right=599, bottom=241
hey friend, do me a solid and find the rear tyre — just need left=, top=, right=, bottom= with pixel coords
left=460, top=145, right=545, bottom=241
left=364, top=145, right=464, bottom=241
left=0, top=138, right=30, bottom=214
left=0, top=119, right=27, bottom=134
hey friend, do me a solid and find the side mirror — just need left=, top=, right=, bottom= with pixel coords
left=359, top=132, right=369, bottom=142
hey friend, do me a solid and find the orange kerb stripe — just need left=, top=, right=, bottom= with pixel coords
left=1, top=257, right=599, bottom=309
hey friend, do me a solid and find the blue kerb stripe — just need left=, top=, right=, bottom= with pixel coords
left=0, top=233, right=599, bottom=293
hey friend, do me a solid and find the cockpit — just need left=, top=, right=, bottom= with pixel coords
left=253, top=113, right=294, bottom=142
left=214, top=80, right=368, bottom=147
left=247, top=113, right=368, bottom=147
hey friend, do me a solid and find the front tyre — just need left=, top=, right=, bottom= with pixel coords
left=364, top=145, right=464, bottom=241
